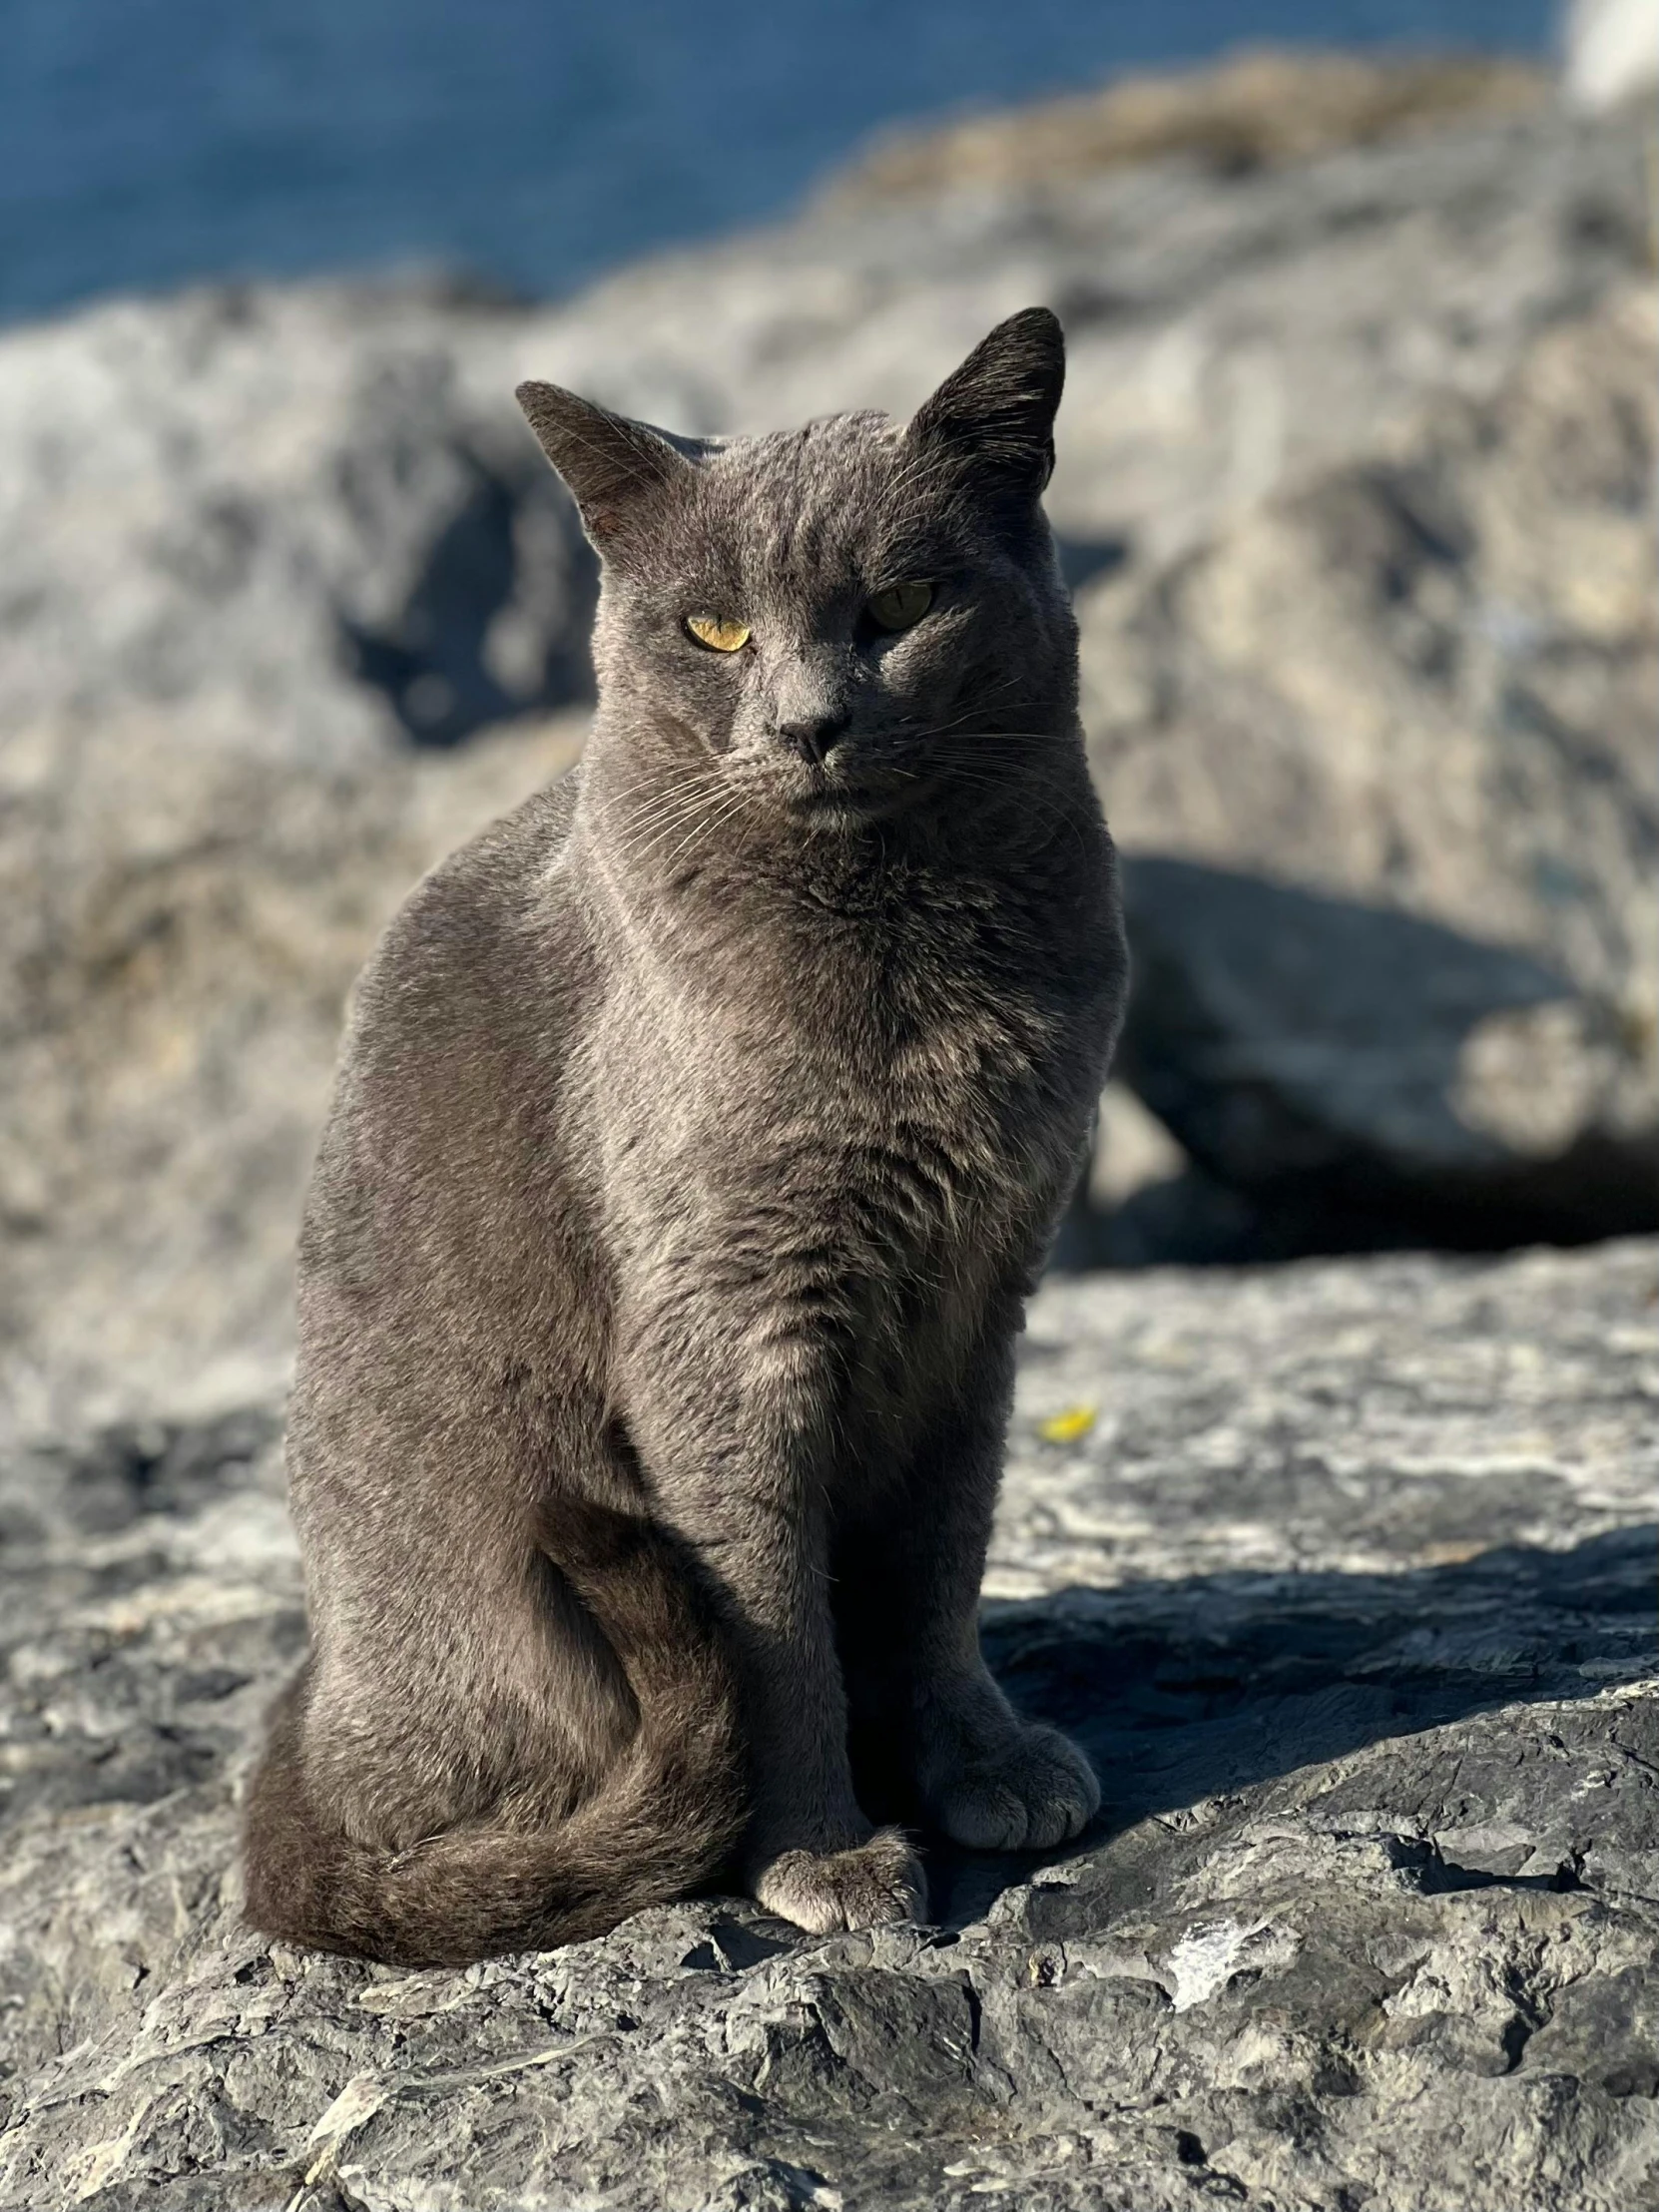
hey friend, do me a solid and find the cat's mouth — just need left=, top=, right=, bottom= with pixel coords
left=794, top=782, right=936, bottom=825
left=786, top=758, right=939, bottom=823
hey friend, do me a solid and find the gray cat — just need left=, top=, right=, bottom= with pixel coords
left=243, top=307, right=1128, bottom=1965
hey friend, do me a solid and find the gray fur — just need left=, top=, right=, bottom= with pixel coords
left=243, top=308, right=1128, bottom=1964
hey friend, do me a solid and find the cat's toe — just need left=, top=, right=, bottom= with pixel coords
left=754, top=1830, right=926, bottom=1935
left=932, top=1725, right=1100, bottom=1852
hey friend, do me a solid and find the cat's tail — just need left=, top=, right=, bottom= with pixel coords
left=242, top=1497, right=747, bottom=1968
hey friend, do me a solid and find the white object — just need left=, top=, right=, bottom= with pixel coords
left=1563, top=0, right=1659, bottom=110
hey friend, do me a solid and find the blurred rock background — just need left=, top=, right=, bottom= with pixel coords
left=2, top=41, right=1653, bottom=1439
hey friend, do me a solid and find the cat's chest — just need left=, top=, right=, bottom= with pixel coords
left=616, top=918, right=1068, bottom=1230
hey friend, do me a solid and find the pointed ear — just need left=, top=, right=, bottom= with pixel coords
left=515, top=380, right=691, bottom=550
left=905, top=307, right=1065, bottom=507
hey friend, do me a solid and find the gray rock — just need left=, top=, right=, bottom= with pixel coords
left=4, top=89, right=1631, bottom=775
left=1085, top=282, right=1658, bottom=1252
left=1112, top=855, right=1656, bottom=1255
left=0, top=1240, right=1654, bottom=2209
left=0, top=711, right=587, bottom=1442
left=0, top=281, right=597, bottom=767
left=0, top=86, right=1653, bottom=1421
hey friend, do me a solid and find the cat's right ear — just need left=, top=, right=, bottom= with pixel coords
left=515, top=381, right=691, bottom=553
left=905, top=307, right=1065, bottom=513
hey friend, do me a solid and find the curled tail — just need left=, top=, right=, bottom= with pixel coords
left=243, top=1498, right=746, bottom=1968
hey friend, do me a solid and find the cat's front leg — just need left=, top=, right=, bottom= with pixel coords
left=626, top=1337, right=924, bottom=1934
left=839, top=1330, right=1100, bottom=1854
left=906, top=1671, right=1100, bottom=1853
left=731, top=1528, right=925, bottom=1933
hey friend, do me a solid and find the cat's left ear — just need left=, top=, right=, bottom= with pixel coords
left=515, top=380, right=692, bottom=553
left=905, top=306, right=1064, bottom=507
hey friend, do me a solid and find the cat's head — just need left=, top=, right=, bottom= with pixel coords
left=516, top=309, right=1076, bottom=821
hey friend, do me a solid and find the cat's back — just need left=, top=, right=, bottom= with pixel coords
left=353, top=763, right=586, bottom=1045
left=297, top=763, right=599, bottom=1299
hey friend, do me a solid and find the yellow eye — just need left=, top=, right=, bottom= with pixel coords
left=686, top=614, right=751, bottom=653
left=866, top=581, right=933, bottom=633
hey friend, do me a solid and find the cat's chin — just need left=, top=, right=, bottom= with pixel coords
left=790, top=774, right=937, bottom=826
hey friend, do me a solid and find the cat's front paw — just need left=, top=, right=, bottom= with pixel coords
left=928, top=1724, right=1100, bottom=1851
left=753, top=1829, right=926, bottom=1934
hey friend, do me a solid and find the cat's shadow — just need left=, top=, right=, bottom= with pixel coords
left=896, top=1520, right=1654, bottom=1930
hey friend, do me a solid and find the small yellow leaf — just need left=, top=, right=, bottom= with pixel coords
left=1038, top=1403, right=1097, bottom=1444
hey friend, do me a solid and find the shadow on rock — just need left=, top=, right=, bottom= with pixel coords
left=341, top=449, right=598, bottom=748
left=1070, top=855, right=1659, bottom=1265
left=919, top=1521, right=1658, bottom=1926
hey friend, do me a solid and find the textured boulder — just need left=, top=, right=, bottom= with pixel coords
left=0, top=78, right=1653, bottom=1423
left=5, top=74, right=1631, bottom=763
left=0, top=711, right=585, bottom=1441
left=0, top=281, right=597, bottom=764
left=0, top=1239, right=1654, bottom=2209
left=1088, top=284, right=1658, bottom=1253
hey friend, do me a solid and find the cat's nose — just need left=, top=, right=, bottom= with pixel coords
left=775, top=710, right=850, bottom=768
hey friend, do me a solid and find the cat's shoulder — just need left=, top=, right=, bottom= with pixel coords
left=355, top=759, right=593, bottom=1019
left=419, top=756, right=582, bottom=906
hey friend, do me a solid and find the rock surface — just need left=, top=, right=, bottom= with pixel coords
left=0, top=708, right=587, bottom=1442
left=0, top=69, right=1654, bottom=1406
left=0, top=1239, right=1655, bottom=2210
left=825, top=47, right=1550, bottom=203
left=1092, top=284, right=1659, bottom=1256
left=0, top=280, right=598, bottom=764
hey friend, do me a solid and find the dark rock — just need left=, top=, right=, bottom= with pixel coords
left=1113, top=858, right=1659, bottom=1253
left=0, top=1240, right=1654, bottom=2208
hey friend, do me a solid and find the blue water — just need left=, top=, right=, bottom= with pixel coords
left=0, top=0, right=1554, bottom=327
